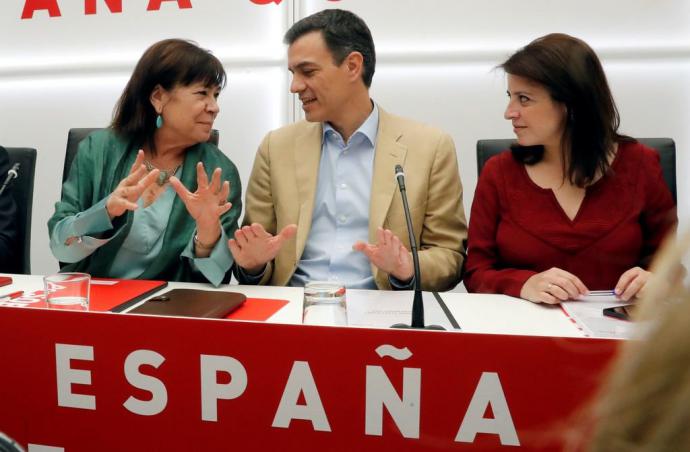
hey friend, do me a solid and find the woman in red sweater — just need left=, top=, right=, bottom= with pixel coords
left=464, top=33, right=676, bottom=304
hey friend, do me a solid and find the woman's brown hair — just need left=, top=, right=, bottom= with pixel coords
left=111, top=38, right=226, bottom=153
left=501, top=33, right=630, bottom=187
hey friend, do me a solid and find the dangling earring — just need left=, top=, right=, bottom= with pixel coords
left=156, top=114, right=163, bottom=129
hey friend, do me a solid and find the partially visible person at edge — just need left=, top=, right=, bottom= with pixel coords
left=48, top=39, right=241, bottom=286
left=581, top=230, right=689, bottom=451
left=0, top=146, right=18, bottom=272
left=228, top=9, right=467, bottom=291
left=464, top=33, right=676, bottom=304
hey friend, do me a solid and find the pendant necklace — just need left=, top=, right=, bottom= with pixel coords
left=144, top=159, right=182, bottom=186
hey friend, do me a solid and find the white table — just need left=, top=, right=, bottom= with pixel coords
left=1, top=273, right=590, bottom=338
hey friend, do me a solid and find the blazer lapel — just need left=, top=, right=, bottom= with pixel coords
left=369, top=108, right=407, bottom=239
left=293, top=123, right=323, bottom=261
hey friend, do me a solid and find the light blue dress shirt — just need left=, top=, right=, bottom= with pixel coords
left=289, top=104, right=379, bottom=289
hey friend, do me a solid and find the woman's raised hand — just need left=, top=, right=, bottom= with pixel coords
left=105, top=150, right=160, bottom=219
left=169, top=162, right=231, bottom=247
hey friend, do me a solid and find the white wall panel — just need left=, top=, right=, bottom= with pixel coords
left=304, top=0, right=690, bottom=49
left=216, top=66, right=289, bottom=205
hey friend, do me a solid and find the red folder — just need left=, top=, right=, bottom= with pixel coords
left=89, top=279, right=168, bottom=312
left=227, top=298, right=289, bottom=321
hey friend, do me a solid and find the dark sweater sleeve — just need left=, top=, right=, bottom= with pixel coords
left=638, top=150, right=677, bottom=267
left=463, top=157, right=536, bottom=297
left=0, top=147, right=18, bottom=271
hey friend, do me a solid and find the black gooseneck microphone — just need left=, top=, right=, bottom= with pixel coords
left=0, top=163, right=19, bottom=197
left=392, top=164, right=444, bottom=330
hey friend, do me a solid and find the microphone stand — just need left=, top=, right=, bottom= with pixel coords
left=391, top=165, right=444, bottom=330
left=0, top=163, right=19, bottom=197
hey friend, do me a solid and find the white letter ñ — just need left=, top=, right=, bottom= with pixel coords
left=365, top=365, right=421, bottom=438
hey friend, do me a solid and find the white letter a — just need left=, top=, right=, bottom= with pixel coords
left=456, top=372, right=519, bottom=446
left=272, top=361, right=331, bottom=432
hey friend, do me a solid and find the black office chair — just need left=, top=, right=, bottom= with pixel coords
left=63, top=128, right=221, bottom=183
left=5, top=147, right=37, bottom=274
left=476, top=138, right=677, bottom=203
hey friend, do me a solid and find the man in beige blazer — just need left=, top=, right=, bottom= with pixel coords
left=229, top=9, right=467, bottom=291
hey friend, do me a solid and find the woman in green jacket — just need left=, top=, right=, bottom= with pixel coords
left=49, top=39, right=240, bottom=286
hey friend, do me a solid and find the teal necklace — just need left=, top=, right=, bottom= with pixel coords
left=143, top=159, right=182, bottom=186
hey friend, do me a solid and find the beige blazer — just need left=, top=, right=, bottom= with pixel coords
left=243, top=107, right=467, bottom=291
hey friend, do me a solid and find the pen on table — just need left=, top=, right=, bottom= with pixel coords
left=0, top=290, right=24, bottom=300
left=587, top=290, right=617, bottom=296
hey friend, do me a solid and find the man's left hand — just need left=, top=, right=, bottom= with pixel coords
left=353, top=227, right=414, bottom=282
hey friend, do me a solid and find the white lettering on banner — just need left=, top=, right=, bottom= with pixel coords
left=200, top=355, right=248, bottom=422
left=365, top=345, right=421, bottom=438
left=55, top=344, right=95, bottom=410
left=272, top=361, right=331, bottom=432
left=455, top=372, right=520, bottom=446
left=50, top=343, right=518, bottom=446
left=21, top=0, right=192, bottom=19
left=374, top=344, right=412, bottom=360
left=123, top=350, right=168, bottom=416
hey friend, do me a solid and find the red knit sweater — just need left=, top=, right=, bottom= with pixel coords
left=464, top=141, right=676, bottom=297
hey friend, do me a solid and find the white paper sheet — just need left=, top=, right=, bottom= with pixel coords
left=561, top=298, right=638, bottom=339
left=345, top=290, right=458, bottom=331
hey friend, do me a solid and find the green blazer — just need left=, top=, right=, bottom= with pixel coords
left=48, top=129, right=241, bottom=282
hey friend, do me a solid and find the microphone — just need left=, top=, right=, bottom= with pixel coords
left=0, top=163, right=19, bottom=197
left=394, top=165, right=406, bottom=191
left=391, top=164, right=444, bottom=330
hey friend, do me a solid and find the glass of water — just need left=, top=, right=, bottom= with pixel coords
left=303, top=281, right=347, bottom=326
left=44, top=272, right=90, bottom=311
